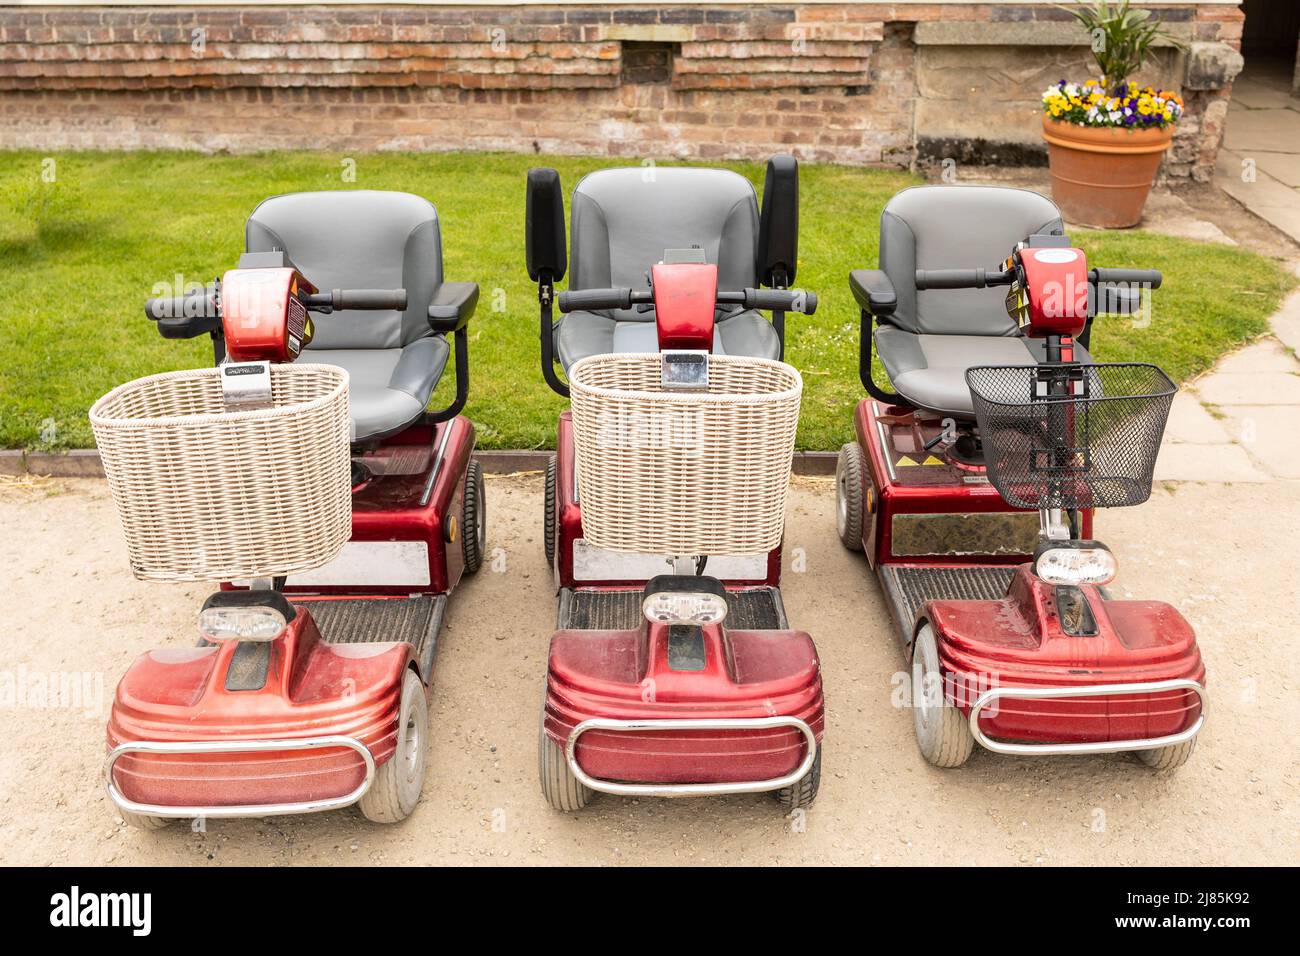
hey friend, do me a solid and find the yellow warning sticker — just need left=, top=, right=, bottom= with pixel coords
left=896, top=455, right=919, bottom=467
left=922, top=455, right=945, bottom=466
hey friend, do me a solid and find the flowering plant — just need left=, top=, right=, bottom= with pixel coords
left=1042, top=78, right=1183, bottom=129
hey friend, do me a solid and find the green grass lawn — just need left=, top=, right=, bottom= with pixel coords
left=1, top=150, right=1294, bottom=451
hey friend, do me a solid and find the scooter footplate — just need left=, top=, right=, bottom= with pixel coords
left=301, top=596, right=443, bottom=675
left=561, top=587, right=786, bottom=631
left=881, top=565, right=1015, bottom=648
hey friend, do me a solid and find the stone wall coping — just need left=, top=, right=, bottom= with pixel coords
left=915, top=20, right=1194, bottom=46
left=0, top=0, right=1245, bottom=7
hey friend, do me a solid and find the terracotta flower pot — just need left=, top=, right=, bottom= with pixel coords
left=1042, top=115, right=1174, bottom=228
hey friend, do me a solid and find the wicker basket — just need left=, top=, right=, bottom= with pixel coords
left=568, top=353, right=802, bottom=556
left=89, top=364, right=352, bottom=583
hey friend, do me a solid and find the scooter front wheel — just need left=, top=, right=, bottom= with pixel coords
left=358, top=669, right=428, bottom=823
left=774, top=744, right=821, bottom=811
left=538, top=711, right=592, bottom=812
left=912, top=624, right=974, bottom=768
left=1136, top=738, right=1196, bottom=771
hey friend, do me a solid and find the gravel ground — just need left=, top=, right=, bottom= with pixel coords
left=0, top=474, right=1295, bottom=866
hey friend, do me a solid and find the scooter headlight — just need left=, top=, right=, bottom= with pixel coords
left=199, top=605, right=287, bottom=642
left=641, top=591, right=729, bottom=626
left=1034, top=546, right=1117, bottom=586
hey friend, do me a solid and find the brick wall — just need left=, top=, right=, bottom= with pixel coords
left=0, top=4, right=1245, bottom=179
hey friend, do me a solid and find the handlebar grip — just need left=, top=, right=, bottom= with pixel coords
left=557, top=288, right=634, bottom=313
left=914, top=268, right=1013, bottom=290
left=1091, top=268, right=1162, bottom=289
left=743, top=288, right=818, bottom=315
left=331, top=288, right=408, bottom=311
left=144, top=292, right=218, bottom=321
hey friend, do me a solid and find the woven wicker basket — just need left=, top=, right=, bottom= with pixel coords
left=89, top=364, right=352, bottom=583
left=568, top=353, right=802, bottom=556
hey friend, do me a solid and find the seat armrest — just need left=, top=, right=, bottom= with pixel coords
left=849, top=269, right=897, bottom=317
left=427, top=281, right=479, bottom=333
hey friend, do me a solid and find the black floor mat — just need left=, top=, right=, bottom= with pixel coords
left=879, top=565, right=1015, bottom=648
left=561, top=587, right=786, bottom=630
left=300, top=596, right=444, bottom=676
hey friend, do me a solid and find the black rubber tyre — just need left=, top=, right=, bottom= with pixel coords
left=835, top=443, right=866, bottom=552
left=538, top=709, right=592, bottom=812
left=462, top=458, right=485, bottom=575
left=543, top=454, right=557, bottom=568
left=774, top=744, right=822, bottom=811
left=912, top=624, right=974, bottom=768
left=1136, top=738, right=1196, bottom=771
left=358, top=669, right=428, bottom=823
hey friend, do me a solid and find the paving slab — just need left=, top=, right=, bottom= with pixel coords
left=1216, top=149, right=1300, bottom=244
left=1217, top=405, right=1300, bottom=479
left=1229, top=78, right=1298, bottom=111
left=1254, top=151, right=1300, bottom=190
left=1163, top=389, right=1231, bottom=443
left=1152, top=442, right=1269, bottom=482
left=1270, top=288, right=1300, bottom=352
left=1196, top=370, right=1300, bottom=405
left=1211, top=339, right=1300, bottom=375
left=1223, top=105, right=1300, bottom=154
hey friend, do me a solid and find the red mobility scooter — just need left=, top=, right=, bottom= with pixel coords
left=94, top=191, right=484, bottom=826
left=526, top=159, right=825, bottom=811
left=835, top=185, right=1205, bottom=769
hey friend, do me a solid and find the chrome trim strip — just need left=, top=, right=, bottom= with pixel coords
left=968, top=678, right=1206, bottom=756
left=419, top=419, right=457, bottom=507
left=105, top=735, right=377, bottom=819
left=565, top=716, right=816, bottom=797
left=872, top=401, right=896, bottom=482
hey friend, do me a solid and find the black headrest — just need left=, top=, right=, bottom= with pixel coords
left=526, top=167, right=567, bottom=282
left=757, top=155, right=799, bottom=286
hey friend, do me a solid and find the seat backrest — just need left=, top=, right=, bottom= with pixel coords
left=880, top=185, right=1064, bottom=337
left=570, top=167, right=759, bottom=320
left=246, top=190, right=442, bottom=351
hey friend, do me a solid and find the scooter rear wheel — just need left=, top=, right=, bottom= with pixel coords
left=462, top=458, right=486, bottom=575
left=912, top=624, right=974, bottom=768
left=835, top=443, right=865, bottom=552
left=538, top=711, right=592, bottom=812
left=358, top=669, right=428, bottom=823
left=1136, top=738, right=1196, bottom=771
left=774, top=744, right=822, bottom=811
left=543, top=454, right=557, bottom=568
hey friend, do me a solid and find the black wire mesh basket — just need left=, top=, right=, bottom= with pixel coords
left=964, top=363, right=1176, bottom=510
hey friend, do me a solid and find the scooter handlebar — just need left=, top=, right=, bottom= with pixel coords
left=144, top=291, right=219, bottom=321
left=557, top=288, right=640, bottom=312
left=914, top=266, right=1162, bottom=293
left=306, top=288, right=409, bottom=312
left=914, top=268, right=1015, bottom=290
left=557, top=287, right=817, bottom=315
left=737, top=288, right=818, bottom=315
